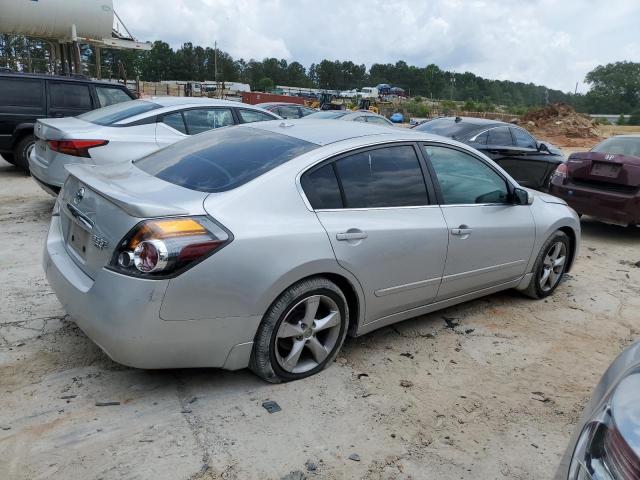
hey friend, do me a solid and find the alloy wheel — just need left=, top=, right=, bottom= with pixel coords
left=539, top=241, right=567, bottom=292
left=274, top=294, right=342, bottom=374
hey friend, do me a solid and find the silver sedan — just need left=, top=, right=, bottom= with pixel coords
left=43, top=119, right=580, bottom=382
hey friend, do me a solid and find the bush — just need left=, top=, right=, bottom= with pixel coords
left=617, top=113, right=626, bottom=125
left=413, top=96, right=423, bottom=103
left=627, top=111, right=640, bottom=126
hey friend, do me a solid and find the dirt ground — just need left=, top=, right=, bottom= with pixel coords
left=1, top=152, right=639, bottom=480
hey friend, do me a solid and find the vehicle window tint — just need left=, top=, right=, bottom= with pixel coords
left=335, top=145, right=428, bottom=208
left=162, top=112, right=187, bottom=134
left=49, top=83, right=91, bottom=109
left=78, top=100, right=161, bottom=125
left=278, top=105, right=301, bottom=119
left=413, top=118, right=479, bottom=139
left=471, top=131, right=488, bottom=145
left=0, top=78, right=43, bottom=107
left=238, top=109, right=275, bottom=123
left=424, top=145, right=509, bottom=205
left=511, top=127, right=537, bottom=149
left=134, top=127, right=318, bottom=193
left=96, top=87, right=132, bottom=107
left=366, top=116, right=391, bottom=126
left=301, top=164, right=343, bottom=209
left=301, top=107, right=317, bottom=117
left=183, top=108, right=234, bottom=134
left=592, top=137, right=640, bottom=156
left=487, top=127, right=513, bottom=146
left=353, top=116, right=367, bottom=122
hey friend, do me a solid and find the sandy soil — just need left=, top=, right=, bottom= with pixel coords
left=0, top=155, right=639, bottom=480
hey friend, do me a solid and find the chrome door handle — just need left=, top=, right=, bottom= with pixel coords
left=336, top=231, right=368, bottom=241
left=451, top=226, right=472, bottom=236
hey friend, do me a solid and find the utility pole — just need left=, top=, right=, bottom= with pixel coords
left=574, top=82, right=578, bottom=95
left=214, top=40, right=219, bottom=98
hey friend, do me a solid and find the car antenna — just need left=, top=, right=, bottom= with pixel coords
left=279, top=121, right=294, bottom=128
left=454, top=116, right=462, bottom=123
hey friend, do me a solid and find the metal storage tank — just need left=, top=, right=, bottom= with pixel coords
left=0, top=0, right=114, bottom=41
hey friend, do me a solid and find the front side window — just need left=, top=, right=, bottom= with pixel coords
left=238, top=109, right=276, bottom=123
left=135, top=127, right=318, bottom=193
left=425, top=145, right=509, bottom=205
left=96, top=87, right=132, bottom=107
left=486, top=127, right=513, bottom=146
left=49, top=83, right=92, bottom=109
left=183, top=108, right=234, bottom=134
left=301, top=107, right=317, bottom=117
left=334, top=145, right=428, bottom=208
left=511, top=127, right=537, bottom=149
left=278, top=105, right=301, bottom=119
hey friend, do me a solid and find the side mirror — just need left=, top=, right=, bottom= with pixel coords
left=537, top=142, right=550, bottom=153
left=513, top=187, right=533, bottom=205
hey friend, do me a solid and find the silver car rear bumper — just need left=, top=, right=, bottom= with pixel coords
left=43, top=214, right=258, bottom=370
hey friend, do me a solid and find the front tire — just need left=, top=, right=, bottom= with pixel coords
left=250, top=277, right=349, bottom=383
left=14, top=134, right=35, bottom=173
left=523, top=230, right=571, bottom=299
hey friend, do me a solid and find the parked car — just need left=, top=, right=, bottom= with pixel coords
left=44, top=119, right=579, bottom=382
left=0, top=72, right=135, bottom=172
left=29, top=97, right=280, bottom=195
left=256, top=102, right=317, bottom=119
left=304, top=110, right=394, bottom=127
left=555, top=338, right=640, bottom=479
left=413, top=117, right=565, bottom=191
left=549, top=135, right=640, bottom=227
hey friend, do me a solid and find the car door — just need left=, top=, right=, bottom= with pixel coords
left=302, top=144, right=449, bottom=321
left=422, top=144, right=535, bottom=300
left=507, top=126, right=558, bottom=189
left=47, top=81, right=94, bottom=118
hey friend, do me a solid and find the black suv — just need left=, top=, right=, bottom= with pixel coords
left=0, top=72, right=135, bottom=171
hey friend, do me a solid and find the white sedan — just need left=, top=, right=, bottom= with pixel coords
left=28, top=97, right=280, bottom=195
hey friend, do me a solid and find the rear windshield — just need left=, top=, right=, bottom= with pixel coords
left=592, top=137, right=640, bottom=157
left=77, top=99, right=160, bottom=126
left=134, top=126, right=319, bottom=193
left=306, top=111, right=350, bottom=119
left=413, top=118, right=481, bottom=139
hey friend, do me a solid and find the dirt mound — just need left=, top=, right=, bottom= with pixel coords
left=522, top=103, right=601, bottom=140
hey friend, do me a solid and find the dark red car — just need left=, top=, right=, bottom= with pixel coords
left=550, top=135, right=640, bottom=226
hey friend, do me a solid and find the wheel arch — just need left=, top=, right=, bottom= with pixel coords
left=558, top=225, right=578, bottom=272
left=11, top=123, right=35, bottom=148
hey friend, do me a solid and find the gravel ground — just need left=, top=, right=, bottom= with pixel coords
left=0, top=155, right=639, bottom=480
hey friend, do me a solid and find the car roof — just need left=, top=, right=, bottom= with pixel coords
left=144, top=96, right=253, bottom=108
left=256, top=102, right=303, bottom=108
left=431, top=116, right=506, bottom=127
left=240, top=118, right=420, bottom=146
left=0, top=72, right=129, bottom=87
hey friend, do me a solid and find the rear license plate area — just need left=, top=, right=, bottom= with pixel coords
left=591, top=162, right=621, bottom=178
left=69, top=222, right=90, bottom=258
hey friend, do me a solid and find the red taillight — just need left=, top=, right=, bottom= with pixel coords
left=48, top=139, right=108, bottom=157
left=552, top=163, right=569, bottom=183
left=603, top=424, right=640, bottom=479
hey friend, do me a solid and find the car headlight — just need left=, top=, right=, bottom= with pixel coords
left=568, top=373, right=640, bottom=479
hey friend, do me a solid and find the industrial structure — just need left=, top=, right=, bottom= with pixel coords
left=0, top=0, right=150, bottom=77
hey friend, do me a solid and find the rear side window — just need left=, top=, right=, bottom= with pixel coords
left=238, top=109, right=275, bottom=123
left=487, top=127, right=513, bottom=146
left=183, top=108, right=234, bottom=134
left=0, top=77, right=43, bottom=107
left=96, top=86, right=132, bottom=107
left=366, top=116, right=391, bottom=126
left=78, top=100, right=161, bottom=126
left=334, top=145, right=428, bottom=208
left=278, top=105, right=301, bottom=119
left=135, top=127, right=318, bottom=193
left=301, top=164, right=343, bottom=209
left=162, top=112, right=187, bottom=134
left=49, top=83, right=91, bottom=109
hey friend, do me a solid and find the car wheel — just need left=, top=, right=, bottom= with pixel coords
left=1, top=153, right=16, bottom=165
left=250, top=277, right=349, bottom=383
left=13, top=134, right=35, bottom=174
left=523, top=230, right=571, bottom=299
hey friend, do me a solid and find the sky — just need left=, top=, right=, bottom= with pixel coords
left=114, top=0, right=640, bottom=93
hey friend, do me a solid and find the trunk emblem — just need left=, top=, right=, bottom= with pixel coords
left=73, top=187, right=85, bottom=205
left=92, top=234, right=109, bottom=250
left=605, top=154, right=615, bottom=161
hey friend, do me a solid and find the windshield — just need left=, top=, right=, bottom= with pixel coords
left=305, top=111, right=350, bottom=119
left=413, top=118, right=482, bottom=139
left=591, top=137, right=640, bottom=157
left=77, top=100, right=161, bottom=126
left=134, top=126, right=318, bottom=193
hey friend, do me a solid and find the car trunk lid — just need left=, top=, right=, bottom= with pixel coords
left=566, top=151, right=640, bottom=192
left=33, top=118, right=103, bottom=165
left=60, top=163, right=210, bottom=279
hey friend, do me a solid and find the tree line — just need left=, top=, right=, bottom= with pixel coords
left=2, top=35, right=639, bottom=115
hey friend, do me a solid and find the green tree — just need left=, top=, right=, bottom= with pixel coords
left=256, top=77, right=274, bottom=92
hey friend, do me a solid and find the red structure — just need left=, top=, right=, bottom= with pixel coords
left=241, top=92, right=305, bottom=105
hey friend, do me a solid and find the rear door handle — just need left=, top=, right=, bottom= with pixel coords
left=451, top=226, right=472, bottom=236
left=336, top=231, right=368, bottom=241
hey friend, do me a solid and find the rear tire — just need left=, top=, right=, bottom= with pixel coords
left=523, top=230, right=571, bottom=299
left=1, top=153, right=15, bottom=165
left=14, top=134, right=35, bottom=174
left=250, top=277, right=349, bottom=383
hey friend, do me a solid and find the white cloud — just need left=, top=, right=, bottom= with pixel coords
left=114, top=0, right=640, bottom=92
